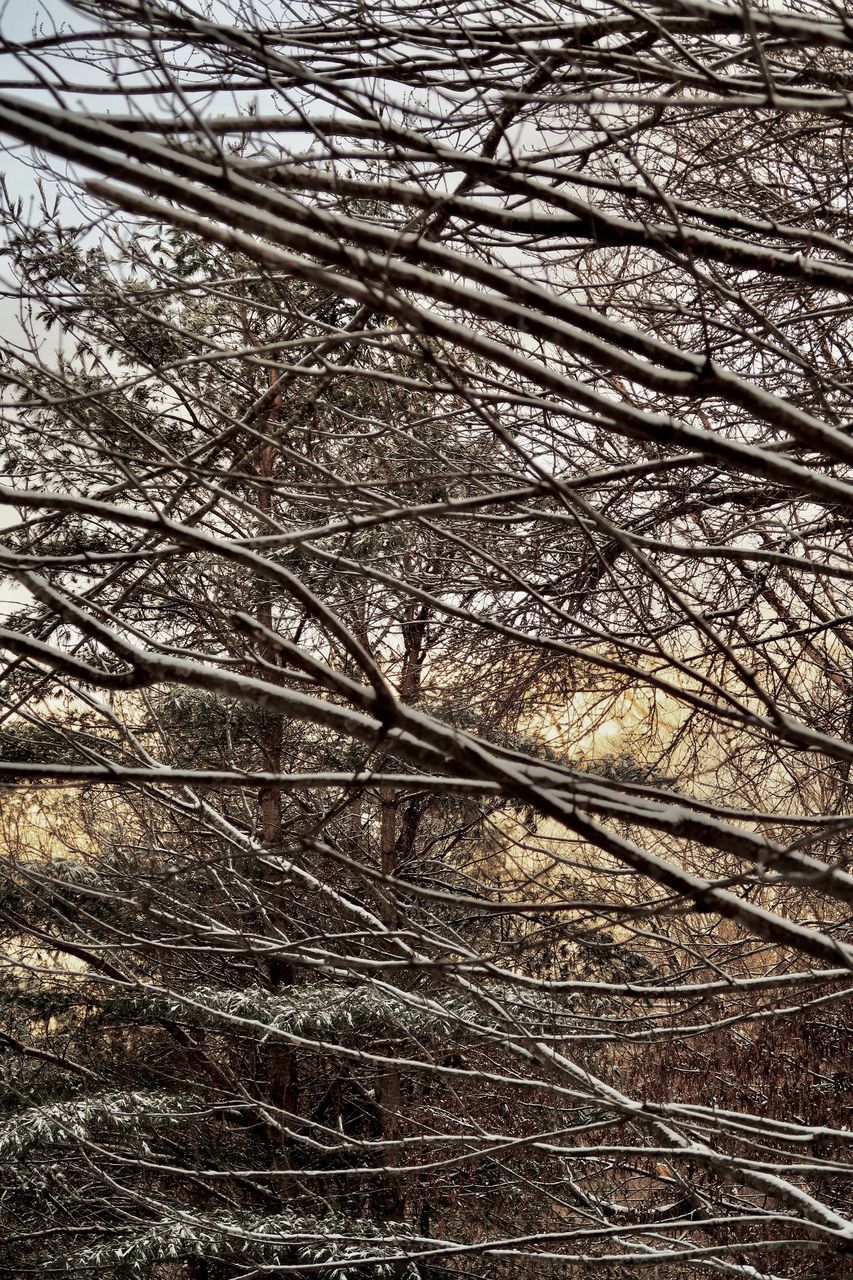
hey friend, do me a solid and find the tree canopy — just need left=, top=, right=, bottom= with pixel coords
left=0, top=3, right=850, bottom=1278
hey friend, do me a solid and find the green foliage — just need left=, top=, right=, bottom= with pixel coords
left=105, top=980, right=577, bottom=1047
left=0, top=720, right=78, bottom=767
left=60, top=1208, right=420, bottom=1278
left=0, top=1090, right=201, bottom=1161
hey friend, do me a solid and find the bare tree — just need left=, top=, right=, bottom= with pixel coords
left=0, top=2, right=850, bottom=1277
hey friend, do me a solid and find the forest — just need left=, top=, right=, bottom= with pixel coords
left=0, top=2, right=850, bottom=1277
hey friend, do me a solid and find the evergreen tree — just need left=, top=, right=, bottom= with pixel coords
left=0, top=225, right=601, bottom=1276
